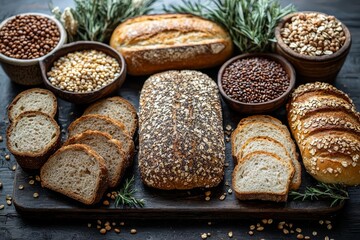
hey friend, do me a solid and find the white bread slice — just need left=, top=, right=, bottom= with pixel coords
left=83, top=96, right=138, bottom=136
left=239, top=136, right=301, bottom=190
left=67, top=114, right=134, bottom=166
left=64, top=130, right=127, bottom=188
left=40, top=144, right=108, bottom=205
left=232, top=151, right=294, bottom=202
left=6, top=111, right=60, bottom=170
left=8, top=88, right=57, bottom=122
left=236, top=115, right=284, bottom=128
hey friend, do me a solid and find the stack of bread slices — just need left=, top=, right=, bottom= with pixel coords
left=231, top=115, right=301, bottom=202
left=40, top=96, right=137, bottom=205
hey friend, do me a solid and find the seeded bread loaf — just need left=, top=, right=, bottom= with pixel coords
left=40, top=144, right=108, bottom=205
left=6, top=111, right=60, bottom=170
left=64, top=130, right=127, bottom=188
left=139, top=70, right=225, bottom=190
left=110, top=14, right=233, bottom=76
left=83, top=96, right=138, bottom=136
left=232, top=151, right=294, bottom=202
left=8, top=88, right=57, bottom=122
left=67, top=114, right=134, bottom=166
left=287, top=82, right=360, bottom=186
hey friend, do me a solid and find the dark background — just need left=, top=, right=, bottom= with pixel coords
left=0, top=0, right=359, bottom=239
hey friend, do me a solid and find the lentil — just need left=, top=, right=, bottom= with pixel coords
left=47, top=50, right=120, bottom=93
left=221, top=57, right=290, bottom=103
left=33, top=192, right=39, bottom=198
left=281, top=13, right=346, bottom=56
left=0, top=15, right=60, bottom=59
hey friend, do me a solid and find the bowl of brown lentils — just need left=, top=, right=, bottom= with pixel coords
left=0, top=13, right=67, bottom=85
left=218, top=53, right=295, bottom=114
left=39, top=41, right=126, bottom=104
left=275, top=11, right=351, bottom=83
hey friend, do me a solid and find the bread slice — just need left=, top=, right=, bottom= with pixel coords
left=40, top=144, right=108, bottom=205
left=83, top=96, right=138, bottom=136
left=64, top=130, right=127, bottom=188
left=232, top=151, right=294, bottom=202
left=6, top=111, right=60, bottom=170
left=8, top=88, right=57, bottom=122
left=67, top=114, right=134, bottom=165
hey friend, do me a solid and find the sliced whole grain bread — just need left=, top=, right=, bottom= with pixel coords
left=64, top=130, right=127, bottom=188
left=40, top=144, right=108, bottom=205
left=8, top=88, right=57, bottom=122
left=232, top=151, right=294, bottom=202
left=67, top=114, right=134, bottom=165
left=6, top=111, right=60, bottom=170
left=83, top=96, right=138, bottom=136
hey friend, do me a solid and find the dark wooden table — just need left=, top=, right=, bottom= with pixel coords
left=1, top=0, right=359, bottom=239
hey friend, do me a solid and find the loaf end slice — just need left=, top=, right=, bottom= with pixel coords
left=8, top=88, right=57, bottom=122
left=84, top=96, right=138, bottom=136
left=64, top=130, right=127, bottom=188
left=6, top=111, right=60, bottom=170
left=232, top=151, right=294, bottom=202
left=40, top=144, right=108, bottom=205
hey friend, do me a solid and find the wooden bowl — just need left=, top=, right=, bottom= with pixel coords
left=40, top=41, right=126, bottom=104
left=274, top=11, right=351, bottom=83
left=217, top=53, right=296, bottom=114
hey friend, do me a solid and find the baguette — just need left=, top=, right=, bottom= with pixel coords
left=287, top=82, right=360, bottom=186
left=110, top=14, right=233, bottom=76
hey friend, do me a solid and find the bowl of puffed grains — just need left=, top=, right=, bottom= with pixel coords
left=39, top=41, right=126, bottom=104
left=0, top=13, right=67, bottom=85
left=275, top=11, right=351, bottom=83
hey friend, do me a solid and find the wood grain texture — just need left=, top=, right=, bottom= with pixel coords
left=1, top=0, right=360, bottom=239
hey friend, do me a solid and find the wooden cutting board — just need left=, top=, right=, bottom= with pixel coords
left=12, top=72, right=344, bottom=220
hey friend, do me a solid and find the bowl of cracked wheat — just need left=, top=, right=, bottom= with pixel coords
left=40, top=41, right=126, bottom=104
left=275, top=11, right=351, bottom=83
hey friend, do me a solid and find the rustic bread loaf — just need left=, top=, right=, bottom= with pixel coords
left=110, top=14, right=233, bottom=76
left=40, top=144, right=108, bottom=205
left=67, top=114, right=134, bottom=166
left=232, top=151, right=294, bottom=202
left=6, top=111, right=60, bottom=170
left=64, top=130, right=127, bottom=188
left=83, top=96, right=138, bottom=136
left=287, top=82, right=360, bottom=186
left=8, top=88, right=57, bottom=122
left=139, top=70, right=225, bottom=190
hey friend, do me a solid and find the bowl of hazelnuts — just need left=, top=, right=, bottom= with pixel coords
left=274, top=11, right=351, bottom=83
left=0, top=13, right=67, bottom=85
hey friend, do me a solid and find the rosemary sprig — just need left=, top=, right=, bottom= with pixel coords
left=289, top=182, right=349, bottom=207
left=49, top=0, right=155, bottom=43
left=115, top=176, right=145, bottom=208
left=165, top=0, right=296, bottom=52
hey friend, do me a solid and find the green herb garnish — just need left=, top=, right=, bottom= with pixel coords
left=290, top=182, right=349, bottom=207
left=49, top=0, right=155, bottom=42
left=165, top=0, right=296, bottom=52
left=115, top=176, right=145, bottom=208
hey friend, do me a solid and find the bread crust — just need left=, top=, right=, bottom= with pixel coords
left=110, top=14, right=233, bottom=76
left=8, top=88, right=57, bottom=122
left=40, top=144, right=108, bottom=205
left=287, top=82, right=360, bottom=186
left=6, top=111, right=60, bottom=170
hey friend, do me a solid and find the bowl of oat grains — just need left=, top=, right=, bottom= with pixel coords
left=218, top=53, right=295, bottom=114
left=40, top=41, right=126, bottom=104
left=275, top=11, right=351, bottom=83
left=0, top=13, right=67, bottom=85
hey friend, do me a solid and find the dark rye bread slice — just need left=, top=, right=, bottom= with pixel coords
left=83, top=96, right=138, bottom=136
left=232, top=151, right=294, bottom=202
left=67, top=114, right=134, bottom=166
left=6, top=111, right=60, bottom=170
left=40, top=144, right=108, bottom=205
left=139, top=70, right=225, bottom=190
left=64, top=130, right=127, bottom=188
left=8, top=88, right=57, bottom=122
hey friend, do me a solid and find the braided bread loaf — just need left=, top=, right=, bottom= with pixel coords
left=287, top=82, right=360, bottom=186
